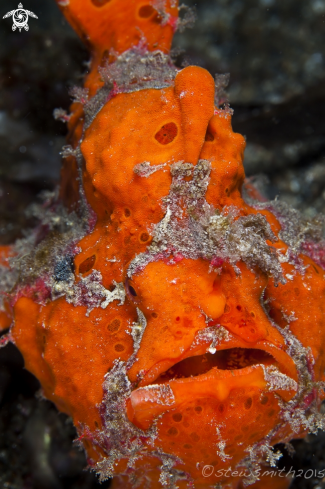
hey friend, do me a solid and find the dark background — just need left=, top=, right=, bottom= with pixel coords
left=0, top=1, right=325, bottom=488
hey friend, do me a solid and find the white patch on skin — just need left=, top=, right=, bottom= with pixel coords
left=101, top=281, right=125, bottom=309
left=53, top=270, right=125, bottom=316
left=133, top=161, right=167, bottom=178
left=262, top=364, right=298, bottom=393
left=129, top=307, right=147, bottom=354
left=133, top=384, right=176, bottom=406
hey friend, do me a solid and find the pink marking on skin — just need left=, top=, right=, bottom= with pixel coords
left=11, top=278, right=51, bottom=307
left=302, top=388, right=317, bottom=409
left=173, top=253, right=184, bottom=263
left=167, top=15, right=178, bottom=32
left=302, top=241, right=325, bottom=271
left=305, top=352, right=316, bottom=381
left=0, top=334, right=11, bottom=348
left=106, top=81, right=121, bottom=102
left=211, top=256, right=224, bottom=268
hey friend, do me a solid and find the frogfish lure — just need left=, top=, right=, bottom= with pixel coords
left=1, top=1, right=325, bottom=488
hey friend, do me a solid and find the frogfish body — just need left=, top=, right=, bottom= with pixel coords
left=1, top=1, right=325, bottom=488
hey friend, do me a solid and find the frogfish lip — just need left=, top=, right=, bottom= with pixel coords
left=126, top=332, right=298, bottom=430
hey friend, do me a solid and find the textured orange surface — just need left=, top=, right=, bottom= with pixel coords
left=56, top=0, right=178, bottom=95
left=5, top=0, right=325, bottom=488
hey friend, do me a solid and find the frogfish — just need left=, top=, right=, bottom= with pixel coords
left=1, top=1, right=325, bottom=488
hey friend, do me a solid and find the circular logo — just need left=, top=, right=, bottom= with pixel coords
left=3, top=4, right=38, bottom=33
left=13, top=9, right=28, bottom=29
left=202, top=465, right=214, bottom=478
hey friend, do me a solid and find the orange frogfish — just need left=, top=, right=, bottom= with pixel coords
left=1, top=1, right=325, bottom=488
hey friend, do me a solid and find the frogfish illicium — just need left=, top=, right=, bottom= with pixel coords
left=1, top=1, right=325, bottom=488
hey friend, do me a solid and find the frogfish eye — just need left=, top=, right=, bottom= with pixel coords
left=125, top=277, right=138, bottom=298
left=129, top=285, right=137, bottom=297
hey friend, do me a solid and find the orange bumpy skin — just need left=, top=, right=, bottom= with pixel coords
left=0, top=1, right=325, bottom=488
